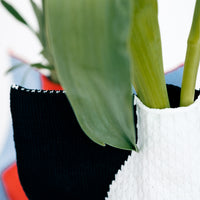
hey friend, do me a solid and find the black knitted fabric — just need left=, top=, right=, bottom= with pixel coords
left=10, top=86, right=131, bottom=200
left=166, top=84, right=200, bottom=107
left=10, top=84, right=200, bottom=200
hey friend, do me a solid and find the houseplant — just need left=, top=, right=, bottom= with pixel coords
left=44, top=0, right=200, bottom=199
left=4, top=0, right=200, bottom=199
left=45, top=0, right=200, bottom=146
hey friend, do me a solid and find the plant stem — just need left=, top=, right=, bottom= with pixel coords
left=180, top=0, right=200, bottom=106
left=129, top=0, right=170, bottom=109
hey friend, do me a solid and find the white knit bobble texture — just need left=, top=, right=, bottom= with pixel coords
left=106, top=95, right=200, bottom=200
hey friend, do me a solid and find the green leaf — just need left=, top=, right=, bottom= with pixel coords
left=29, top=0, right=44, bottom=41
left=129, top=0, right=169, bottom=108
left=1, top=0, right=34, bottom=32
left=45, top=0, right=137, bottom=150
left=5, top=63, right=24, bottom=74
left=30, top=0, right=55, bottom=69
left=180, top=0, right=200, bottom=106
left=29, top=0, right=42, bottom=24
left=31, top=63, right=53, bottom=70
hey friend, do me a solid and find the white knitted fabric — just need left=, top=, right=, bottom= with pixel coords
left=106, top=95, right=200, bottom=200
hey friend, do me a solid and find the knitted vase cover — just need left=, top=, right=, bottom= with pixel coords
left=10, top=85, right=130, bottom=200
left=107, top=89, right=200, bottom=200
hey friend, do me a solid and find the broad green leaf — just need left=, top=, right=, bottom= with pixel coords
left=45, top=0, right=137, bottom=150
left=129, top=0, right=169, bottom=108
left=180, top=0, right=200, bottom=106
left=1, top=0, right=34, bottom=33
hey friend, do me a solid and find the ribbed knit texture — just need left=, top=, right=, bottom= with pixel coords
left=107, top=86, right=200, bottom=199
left=10, top=85, right=131, bottom=200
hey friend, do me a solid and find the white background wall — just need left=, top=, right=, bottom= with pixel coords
left=0, top=0, right=199, bottom=153
left=0, top=0, right=42, bottom=155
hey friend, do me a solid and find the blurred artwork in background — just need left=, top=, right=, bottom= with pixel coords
left=0, top=55, right=41, bottom=200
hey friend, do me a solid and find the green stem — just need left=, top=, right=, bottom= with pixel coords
left=129, top=0, right=170, bottom=109
left=180, top=0, right=200, bottom=106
